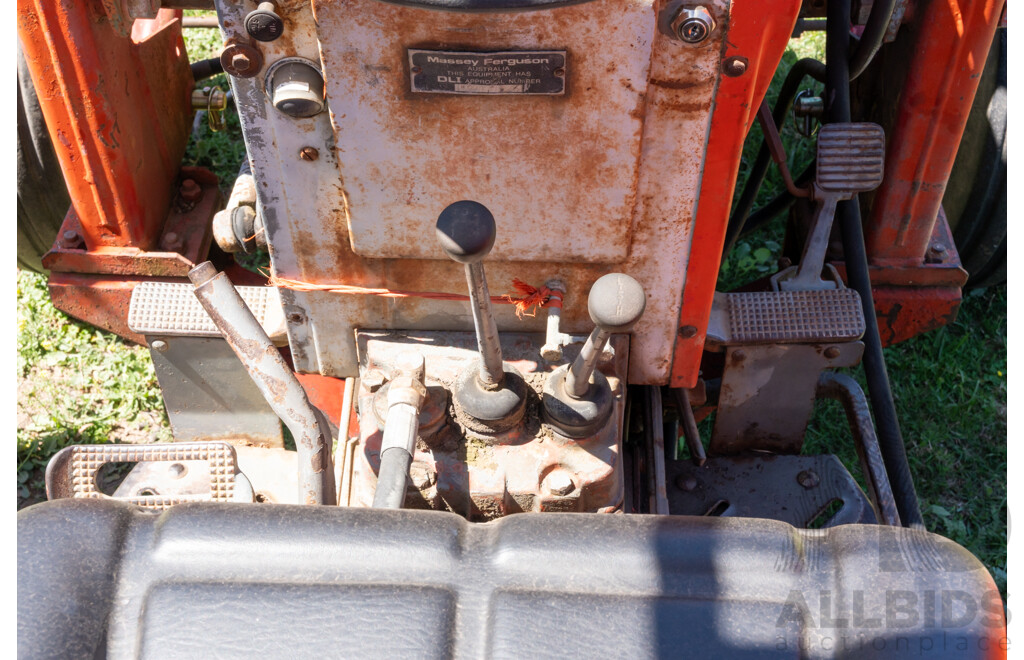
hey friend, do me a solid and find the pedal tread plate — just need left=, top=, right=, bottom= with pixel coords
left=128, top=281, right=270, bottom=337
left=727, top=289, right=865, bottom=344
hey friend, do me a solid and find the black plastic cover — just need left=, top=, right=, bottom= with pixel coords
left=18, top=500, right=1005, bottom=659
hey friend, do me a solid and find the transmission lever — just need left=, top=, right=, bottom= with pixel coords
left=543, top=273, right=646, bottom=438
left=436, top=201, right=527, bottom=432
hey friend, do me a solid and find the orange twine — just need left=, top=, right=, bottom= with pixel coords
left=267, top=274, right=558, bottom=319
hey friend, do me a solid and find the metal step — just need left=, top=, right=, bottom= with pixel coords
left=128, top=281, right=281, bottom=338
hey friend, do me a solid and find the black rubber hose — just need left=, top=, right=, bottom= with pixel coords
left=722, top=58, right=825, bottom=256
left=848, top=0, right=898, bottom=80
left=372, top=448, right=412, bottom=509
left=190, top=57, right=224, bottom=82
left=826, top=0, right=924, bottom=529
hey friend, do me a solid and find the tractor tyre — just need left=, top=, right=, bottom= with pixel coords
left=17, top=42, right=71, bottom=274
left=942, top=29, right=1006, bottom=289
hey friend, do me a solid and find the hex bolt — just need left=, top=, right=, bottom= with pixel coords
left=231, top=53, right=252, bottom=73
left=542, top=469, right=576, bottom=496
left=797, top=469, right=820, bottom=489
left=299, top=147, right=319, bottom=161
left=150, top=339, right=169, bottom=353
left=564, top=274, right=646, bottom=399
left=179, top=179, right=202, bottom=202
left=61, top=229, right=80, bottom=247
left=671, top=5, right=715, bottom=44
left=435, top=201, right=504, bottom=389
left=722, top=56, right=748, bottom=77
left=162, top=232, right=183, bottom=251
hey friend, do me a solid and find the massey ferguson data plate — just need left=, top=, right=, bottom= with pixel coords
left=409, top=49, right=566, bottom=95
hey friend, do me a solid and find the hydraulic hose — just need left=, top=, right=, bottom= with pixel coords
left=826, top=0, right=924, bottom=529
left=373, top=447, right=414, bottom=509
left=723, top=58, right=825, bottom=256
left=848, top=0, right=898, bottom=80
left=190, top=57, right=224, bottom=82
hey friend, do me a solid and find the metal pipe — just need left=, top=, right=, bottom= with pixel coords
left=372, top=353, right=426, bottom=509
left=465, top=261, right=505, bottom=388
left=672, top=388, right=707, bottom=467
left=816, top=372, right=901, bottom=526
left=188, top=262, right=335, bottom=505
left=182, top=16, right=219, bottom=28
left=643, top=386, right=670, bottom=515
left=337, top=377, right=355, bottom=506
left=565, top=327, right=610, bottom=398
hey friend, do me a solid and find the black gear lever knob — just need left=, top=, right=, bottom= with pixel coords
left=435, top=200, right=497, bottom=264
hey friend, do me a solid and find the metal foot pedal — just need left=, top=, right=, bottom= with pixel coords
left=708, top=289, right=865, bottom=345
left=773, top=122, right=885, bottom=291
left=45, top=442, right=253, bottom=510
left=128, top=281, right=283, bottom=339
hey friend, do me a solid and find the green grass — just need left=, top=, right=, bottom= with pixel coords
left=16, top=25, right=1005, bottom=598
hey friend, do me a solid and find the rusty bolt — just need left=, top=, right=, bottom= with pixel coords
left=231, top=53, right=252, bottom=73
left=542, top=469, right=576, bottom=496
left=732, top=348, right=746, bottom=362
left=151, top=339, right=169, bottom=353
left=676, top=475, right=698, bottom=491
left=162, top=232, right=183, bottom=251
left=722, top=56, right=749, bottom=77
left=299, top=147, right=319, bottom=162
left=678, top=325, right=698, bottom=339
left=221, top=40, right=263, bottom=79
left=179, top=179, right=202, bottom=202
left=797, top=469, right=820, bottom=489
left=824, top=346, right=841, bottom=359
left=61, top=229, right=80, bottom=247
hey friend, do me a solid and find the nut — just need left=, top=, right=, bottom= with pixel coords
left=671, top=6, right=715, bottom=44
left=542, top=469, right=576, bottom=496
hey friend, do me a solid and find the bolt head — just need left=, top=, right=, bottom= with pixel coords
left=722, top=56, right=749, bottom=77
left=678, top=325, right=698, bottom=339
left=151, top=339, right=169, bottom=353
left=824, top=346, right=841, bottom=359
left=676, top=475, right=698, bottom=491
left=231, top=52, right=252, bottom=72
left=542, top=469, right=576, bottom=496
left=299, top=147, right=319, bottom=161
left=797, top=469, right=820, bottom=489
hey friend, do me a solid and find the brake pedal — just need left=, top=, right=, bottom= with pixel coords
left=774, top=122, right=885, bottom=292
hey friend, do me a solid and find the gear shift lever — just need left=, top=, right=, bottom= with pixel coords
left=543, top=273, right=646, bottom=438
left=436, top=201, right=527, bottom=432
